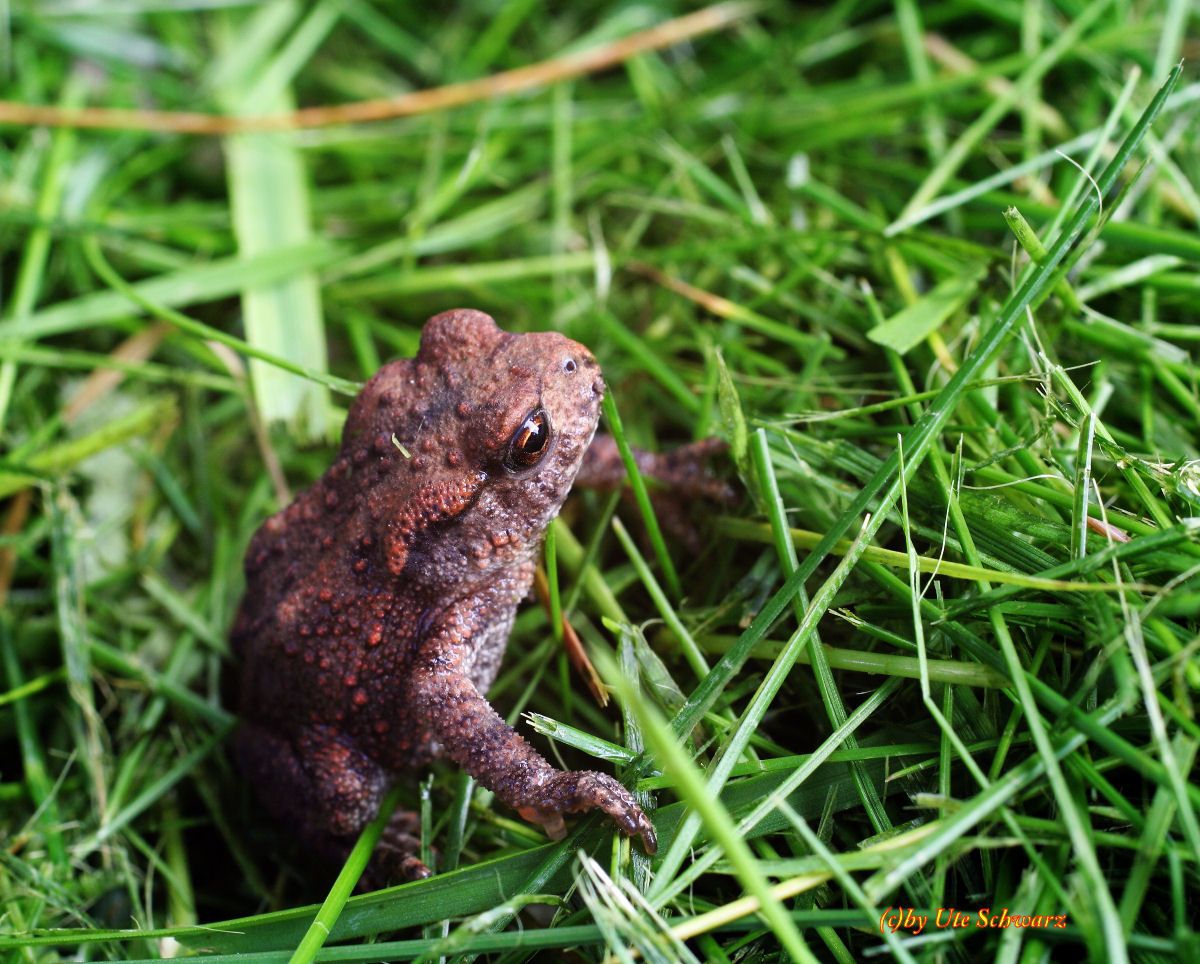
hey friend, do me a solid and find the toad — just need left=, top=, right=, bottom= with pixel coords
left=232, top=309, right=665, bottom=881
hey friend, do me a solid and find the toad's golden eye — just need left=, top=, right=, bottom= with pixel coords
left=504, top=409, right=551, bottom=472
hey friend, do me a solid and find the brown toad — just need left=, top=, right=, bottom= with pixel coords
left=232, top=308, right=655, bottom=880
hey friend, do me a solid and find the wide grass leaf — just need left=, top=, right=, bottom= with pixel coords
left=867, top=266, right=985, bottom=354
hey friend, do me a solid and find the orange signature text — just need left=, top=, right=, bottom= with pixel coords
left=879, top=906, right=1068, bottom=936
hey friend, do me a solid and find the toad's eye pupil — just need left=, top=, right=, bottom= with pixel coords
left=505, top=409, right=551, bottom=471
left=515, top=413, right=548, bottom=454
left=517, top=416, right=545, bottom=452
left=563, top=358, right=577, bottom=374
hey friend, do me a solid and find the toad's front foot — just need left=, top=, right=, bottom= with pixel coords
left=518, top=770, right=657, bottom=854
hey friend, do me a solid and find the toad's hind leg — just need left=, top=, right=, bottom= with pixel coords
left=234, top=722, right=431, bottom=881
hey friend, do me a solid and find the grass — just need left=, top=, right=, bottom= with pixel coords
left=1, top=0, right=1198, bottom=960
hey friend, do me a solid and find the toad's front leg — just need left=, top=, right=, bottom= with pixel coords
left=406, top=610, right=656, bottom=854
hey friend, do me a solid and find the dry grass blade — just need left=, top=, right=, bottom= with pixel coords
left=0, top=2, right=758, bottom=134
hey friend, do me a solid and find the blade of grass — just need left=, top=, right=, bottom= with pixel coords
left=218, top=1, right=340, bottom=439
left=600, top=390, right=680, bottom=599
left=0, top=239, right=341, bottom=344
left=288, top=786, right=401, bottom=964
left=79, top=235, right=359, bottom=396
left=598, top=649, right=818, bottom=963
left=0, top=72, right=84, bottom=433
left=1, top=620, right=68, bottom=867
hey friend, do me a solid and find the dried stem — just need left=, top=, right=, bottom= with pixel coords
left=0, top=2, right=757, bottom=135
